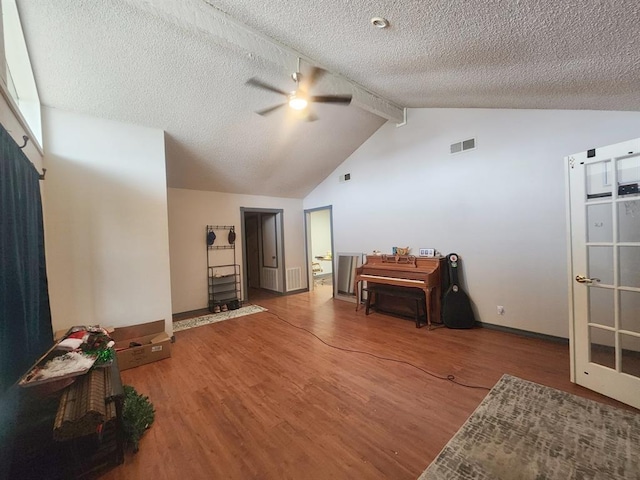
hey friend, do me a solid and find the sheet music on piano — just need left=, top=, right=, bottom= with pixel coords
left=380, top=254, right=418, bottom=265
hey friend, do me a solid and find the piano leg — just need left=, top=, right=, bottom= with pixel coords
left=365, top=289, right=374, bottom=315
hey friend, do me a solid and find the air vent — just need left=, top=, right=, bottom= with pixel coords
left=450, top=137, right=476, bottom=155
left=286, top=267, right=302, bottom=291
left=339, top=173, right=351, bottom=183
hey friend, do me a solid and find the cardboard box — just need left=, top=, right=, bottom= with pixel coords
left=110, top=320, right=171, bottom=370
left=53, top=326, right=115, bottom=341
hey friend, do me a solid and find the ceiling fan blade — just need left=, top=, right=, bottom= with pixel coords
left=256, top=103, right=286, bottom=116
left=310, top=95, right=352, bottom=105
left=302, top=66, right=326, bottom=91
left=246, top=77, right=288, bottom=96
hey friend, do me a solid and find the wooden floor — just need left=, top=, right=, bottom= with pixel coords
left=101, top=286, right=632, bottom=480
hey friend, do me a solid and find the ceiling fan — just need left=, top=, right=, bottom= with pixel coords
left=245, top=66, right=352, bottom=121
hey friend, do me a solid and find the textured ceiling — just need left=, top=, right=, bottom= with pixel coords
left=211, top=0, right=640, bottom=110
left=16, top=0, right=640, bottom=198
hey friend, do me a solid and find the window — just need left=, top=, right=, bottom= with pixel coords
left=1, top=0, right=42, bottom=146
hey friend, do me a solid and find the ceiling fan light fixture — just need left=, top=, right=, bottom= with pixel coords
left=371, top=17, right=390, bottom=28
left=248, top=67, right=348, bottom=120
left=288, top=94, right=308, bottom=111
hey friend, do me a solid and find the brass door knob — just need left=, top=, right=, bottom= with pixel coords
left=575, top=275, right=601, bottom=284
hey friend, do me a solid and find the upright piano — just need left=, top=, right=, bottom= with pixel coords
left=354, top=255, right=446, bottom=327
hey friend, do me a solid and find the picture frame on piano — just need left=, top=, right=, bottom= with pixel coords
left=419, top=248, right=435, bottom=257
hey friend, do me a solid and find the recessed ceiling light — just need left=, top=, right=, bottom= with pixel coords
left=371, top=17, right=390, bottom=29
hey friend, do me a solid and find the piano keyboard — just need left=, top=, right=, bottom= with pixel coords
left=360, top=274, right=424, bottom=285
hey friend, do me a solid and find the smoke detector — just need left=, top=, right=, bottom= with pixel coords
left=371, top=17, right=390, bottom=29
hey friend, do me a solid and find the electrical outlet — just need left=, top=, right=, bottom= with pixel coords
left=497, top=305, right=505, bottom=315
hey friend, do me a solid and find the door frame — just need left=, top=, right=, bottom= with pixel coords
left=304, top=205, right=334, bottom=295
left=565, top=157, right=577, bottom=383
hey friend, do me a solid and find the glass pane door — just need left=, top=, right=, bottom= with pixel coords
left=617, top=156, right=640, bottom=379
left=569, top=138, right=640, bottom=409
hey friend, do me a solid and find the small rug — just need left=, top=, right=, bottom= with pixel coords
left=419, top=374, right=640, bottom=479
left=173, top=305, right=267, bottom=332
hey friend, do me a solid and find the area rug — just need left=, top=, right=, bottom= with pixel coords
left=419, top=374, right=640, bottom=479
left=173, top=305, right=267, bottom=332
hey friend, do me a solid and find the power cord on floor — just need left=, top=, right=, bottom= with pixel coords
left=265, top=310, right=491, bottom=391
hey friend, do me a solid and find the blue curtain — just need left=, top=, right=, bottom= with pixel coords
left=0, top=124, right=53, bottom=476
left=0, top=124, right=52, bottom=392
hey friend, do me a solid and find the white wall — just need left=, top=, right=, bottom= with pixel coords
left=42, top=107, right=173, bottom=334
left=168, top=188, right=306, bottom=313
left=304, top=108, right=640, bottom=338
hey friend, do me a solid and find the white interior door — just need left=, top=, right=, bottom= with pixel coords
left=261, top=213, right=277, bottom=268
left=567, top=138, right=640, bottom=409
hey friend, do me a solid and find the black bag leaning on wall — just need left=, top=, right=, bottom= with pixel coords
left=442, top=253, right=475, bottom=329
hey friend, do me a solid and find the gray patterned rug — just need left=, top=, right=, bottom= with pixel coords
left=173, top=305, right=267, bottom=332
left=419, top=374, right=640, bottom=480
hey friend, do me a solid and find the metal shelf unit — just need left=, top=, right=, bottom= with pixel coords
left=206, top=225, right=241, bottom=312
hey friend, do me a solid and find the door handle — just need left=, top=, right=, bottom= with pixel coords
left=575, top=275, right=601, bottom=284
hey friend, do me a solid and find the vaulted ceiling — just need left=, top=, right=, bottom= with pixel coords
left=16, top=0, right=640, bottom=198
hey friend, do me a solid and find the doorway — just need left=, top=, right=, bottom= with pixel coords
left=304, top=206, right=334, bottom=296
left=567, top=137, right=640, bottom=409
left=241, top=208, right=286, bottom=303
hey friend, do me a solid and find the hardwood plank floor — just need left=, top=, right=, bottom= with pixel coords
left=101, top=287, right=633, bottom=479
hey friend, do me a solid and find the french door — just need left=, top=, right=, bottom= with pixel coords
left=567, top=138, right=640, bottom=409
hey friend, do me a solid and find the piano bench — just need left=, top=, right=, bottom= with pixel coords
left=363, top=285, right=427, bottom=328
